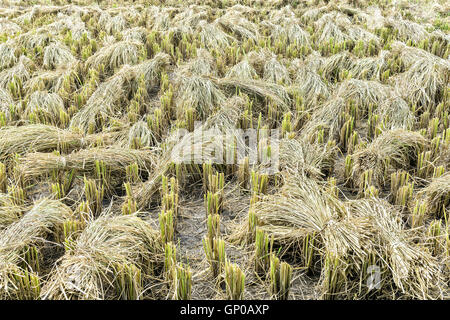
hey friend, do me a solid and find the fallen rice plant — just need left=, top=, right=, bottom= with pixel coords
left=41, top=213, right=163, bottom=300
left=0, top=124, right=83, bottom=161
left=0, top=199, right=72, bottom=299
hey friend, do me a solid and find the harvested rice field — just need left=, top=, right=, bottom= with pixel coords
left=0, top=0, right=448, bottom=301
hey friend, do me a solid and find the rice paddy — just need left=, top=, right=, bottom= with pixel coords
left=0, top=0, right=448, bottom=300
